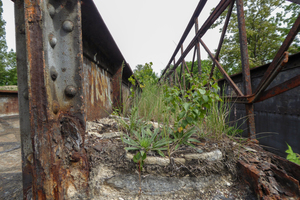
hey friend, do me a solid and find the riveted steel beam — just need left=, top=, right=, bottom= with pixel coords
left=15, top=0, right=89, bottom=198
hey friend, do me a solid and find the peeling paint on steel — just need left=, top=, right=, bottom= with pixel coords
left=83, top=57, right=112, bottom=120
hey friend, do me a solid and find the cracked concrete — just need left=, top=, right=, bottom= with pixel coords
left=0, top=115, right=22, bottom=200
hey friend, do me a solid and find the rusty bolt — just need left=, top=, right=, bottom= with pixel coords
left=49, top=34, right=57, bottom=48
left=27, top=154, right=33, bottom=164
left=62, top=20, right=74, bottom=32
left=65, top=85, right=77, bottom=98
left=48, top=4, right=56, bottom=18
left=52, top=100, right=60, bottom=114
left=50, top=66, right=58, bottom=81
left=23, top=90, right=28, bottom=100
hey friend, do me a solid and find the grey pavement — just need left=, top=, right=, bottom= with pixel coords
left=0, top=115, right=22, bottom=199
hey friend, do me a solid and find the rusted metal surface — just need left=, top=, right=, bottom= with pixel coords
left=160, top=0, right=207, bottom=79
left=81, top=0, right=133, bottom=80
left=16, top=0, right=133, bottom=198
left=256, top=74, right=300, bottom=103
left=0, top=91, right=19, bottom=117
left=200, top=38, right=244, bottom=96
left=237, top=142, right=300, bottom=199
left=236, top=0, right=252, bottom=96
left=164, top=0, right=233, bottom=79
left=190, top=46, right=197, bottom=77
left=209, top=1, right=234, bottom=80
left=180, top=45, right=186, bottom=90
left=254, top=13, right=300, bottom=96
left=15, top=0, right=90, bottom=198
left=83, top=57, right=112, bottom=121
left=236, top=0, right=256, bottom=139
left=194, top=18, right=201, bottom=77
left=81, top=0, right=132, bottom=118
left=112, top=66, right=124, bottom=110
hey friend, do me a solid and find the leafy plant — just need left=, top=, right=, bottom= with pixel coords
left=122, top=127, right=169, bottom=171
left=286, top=143, right=300, bottom=165
left=163, top=72, right=221, bottom=150
left=122, top=127, right=170, bottom=194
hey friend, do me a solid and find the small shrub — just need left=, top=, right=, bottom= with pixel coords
left=286, top=143, right=300, bottom=165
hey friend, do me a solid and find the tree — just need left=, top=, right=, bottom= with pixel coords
left=212, top=0, right=300, bottom=75
left=132, top=62, right=159, bottom=87
left=0, top=0, right=17, bottom=86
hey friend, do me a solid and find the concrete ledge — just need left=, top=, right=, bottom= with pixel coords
left=126, top=150, right=222, bottom=166
left=88, top=131, right=122, bottom=139
left=184, top=149, right=223, bottom=162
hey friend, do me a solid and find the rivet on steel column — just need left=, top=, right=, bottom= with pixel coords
left=15, top=0, right=89, bottom=199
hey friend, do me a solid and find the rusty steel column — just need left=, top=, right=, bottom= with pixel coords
left=173, top=59, right=177, bottom=86
left=194, top=18, right=202, bottom=77
left=181, top=45, right=186, bottom=90
left=170, top=70, right=174, bottom=86
left=236, top=0, right=256, bottom=139
left=15, top=0, right=89, bottom=199
left=112, top=66, right=123, bottom=109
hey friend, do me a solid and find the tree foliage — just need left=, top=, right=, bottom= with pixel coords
left=131, top=62, right=159, bottom=87
left=0, top=0, right=17, bottom=86
left=212, top=0, right=300, bottom=75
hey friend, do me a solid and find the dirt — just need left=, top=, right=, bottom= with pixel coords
left=85, top=116, right=258, bottom=199
left=2, top=115, right=299, bottom=199
left=86, top=117, right=238, bottom=178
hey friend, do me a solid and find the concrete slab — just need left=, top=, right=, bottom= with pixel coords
left=0, top=115, right=22, bottom=199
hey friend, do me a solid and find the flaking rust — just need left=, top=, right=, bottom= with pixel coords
left=237, top=143, right=300, bottom=199
left=16, top=0, right=89, bottom=199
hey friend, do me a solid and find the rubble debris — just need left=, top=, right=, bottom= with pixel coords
left=85, top=117, right=300, bottom=199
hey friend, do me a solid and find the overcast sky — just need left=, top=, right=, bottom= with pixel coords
left=3, top=0, right=221, bottom=75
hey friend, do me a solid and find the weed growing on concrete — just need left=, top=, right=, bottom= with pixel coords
left=286, top=143, right=300, bottom=165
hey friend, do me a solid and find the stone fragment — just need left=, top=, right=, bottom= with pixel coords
left=144, top=156, right=170, bottom=166
left=185, top=149, right=223, bottom=162
left=127, top=153, right=187, bottom=165
left=244, top=146, right=257, bottom=152
left=102, top=132, right=121, bottom=139
left=88, top=131, right=102, bottom=138
left=174, top=158, right=186, bottom=164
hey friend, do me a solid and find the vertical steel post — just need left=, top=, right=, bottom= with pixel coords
left=15, top=0, right=89, bottom=199
left=173, top=59, right=176, bottom=86
left=195, top=18, right=202, bottom=78
left=112, top=66, right=123, bottom=109
left=236, top=0, right=256, bottom=139
left=181, top=45, right=186, bottom=90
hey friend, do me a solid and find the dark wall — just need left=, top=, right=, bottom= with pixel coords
left=219, top=53, right=300, bottom=157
